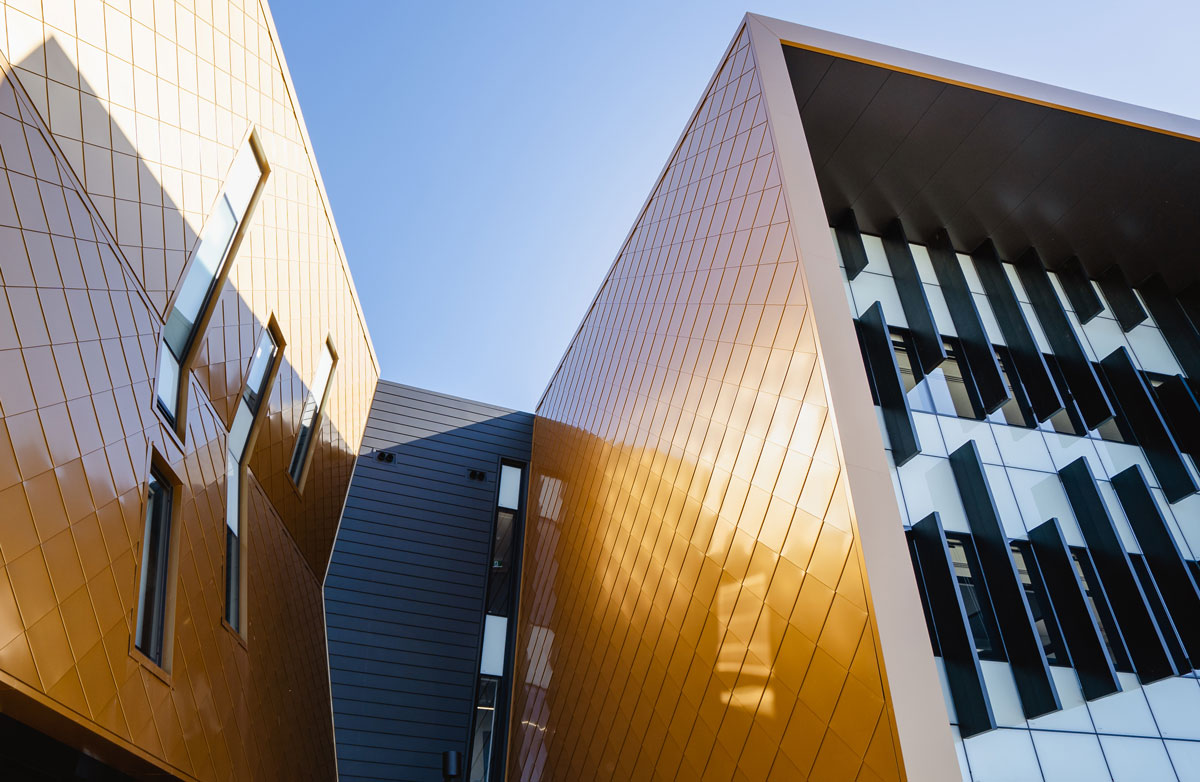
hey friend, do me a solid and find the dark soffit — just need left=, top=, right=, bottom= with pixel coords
left=782, top=44, right=1200, bottom=292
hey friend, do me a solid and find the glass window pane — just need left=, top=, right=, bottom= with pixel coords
left=225, top=451, right=241, bottom=534
left=1070, top=548, right=1134, bottom=672
left=947, top=536, right=1005, bottom=661
left=166, top=199, right=237, bottom=355
left=1010, top=543, right=1063, bottom=665
left=243, top=330, right=278, bottom=412
left=136, top=470, right=173, bottom=665
left=224, top=144, right=263, bottom=218
left=228, top=405, right=254, bottom=463
left=468, top=678, right=499, bottom=782
left=289, top=342, right=336, bottom=484
left=225, top=528, right=240, bottom=630
left=498, top=464, right=522, bottom=510
left=156, top=350, right=180, bottom=421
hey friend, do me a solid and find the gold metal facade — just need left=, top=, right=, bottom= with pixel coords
left=510, top=28, right=906, bottom=782
left=0, top=0, right=376, bottom=779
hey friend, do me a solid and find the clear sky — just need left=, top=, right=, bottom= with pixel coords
left=271, top=0, right=1200, bottom=412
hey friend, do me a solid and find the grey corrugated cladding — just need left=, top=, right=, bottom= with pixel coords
left=324, top=380, right=534, bottom=782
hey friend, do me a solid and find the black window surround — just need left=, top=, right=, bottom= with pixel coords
left=135, top=462, right=180, bottom=670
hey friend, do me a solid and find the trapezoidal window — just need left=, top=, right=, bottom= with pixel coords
left=289, top=338, right=337, bottom=489
left=136, top=464, right=177, bottom=667
left=225, top=323, right=282, bottom=633
left=156, top=133, right=268, bottom=431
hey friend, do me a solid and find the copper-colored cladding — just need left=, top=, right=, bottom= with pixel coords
left=0, top=1, right=376, bottom=779
left=510, top=28, right=905, bottom=782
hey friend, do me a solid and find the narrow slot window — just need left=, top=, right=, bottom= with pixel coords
left=156, top=139, right=266, bottom=426
left=929, top=338, right=983, bottom=419
left=225, top=328, right=279, bottom=631
left=289, top=339, right=337, bottom=486
left=136, top=469, right=175, bottom=666
left=1070, top=547, right=1134, bottom=672
left=947, top=534, right=1006, bottom=661
left=1010, top=542, right=1066, bottom=665
left=468, top=677, right=499, bottom=782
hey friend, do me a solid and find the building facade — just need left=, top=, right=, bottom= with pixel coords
left=0, top=0, right=377, bottom=779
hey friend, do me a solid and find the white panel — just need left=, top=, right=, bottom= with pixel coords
left=480, top=615, right=508, bottom=676
left=958, top=254, right=984, bottom=294
left=1099, top=735, right=1177, bottom=782
left=1019, top=301, right=1053, bottom=354
left=963, top=729, right=1043, bottom=782
left=979, top=661, right=1025, bottom=728
left=1167, top=740, right=1200, bottom=782
left=1006, top=467, right=1085, bottom=547
left=1165, top=492, right=1200, bottom=558
left=973, top=292, right=1007, bottom=347
left=1080, top=314, right=1130, bottom=363
left=849, top=271, right=906, bottom=327
left=1094, top=441, right=1157, bottom=489
left=1088, top=676, right=1159, bottom=736
left=1003, top=263, right=1031, bottom=304
left=498, top=464, right=522, bottom=510
left=910, top=242, right=939, bottom=285
left=953, top=728, right=972, bottom=782
left=991, top=424, right=1055, bottom=473
left=924, top=282, right=957, bottom=338
left=861, top=233, right=888, bottom=273
left=985, top=464, right=1027, bottom=538
left=1029, top=667, right=1093, bottom=733
left=911, top=412, right=947, bottom=458
left=1044, top=432, right=1108, bottom=479
left=1047, top=272, right=1075, bottom=313
left=1126, top=324, right=1183, bottom=376
left=1032, top=731, right=1112, bottom=782
left=1144, top=678, right=1200, bottom=740
left=1098, top=480, right=1141, bottom=554
left=938, top=417, right=1002, bottom=466
left=898, top=454, right=969, bottom=533
left=842, top=276, right=858, bottom=316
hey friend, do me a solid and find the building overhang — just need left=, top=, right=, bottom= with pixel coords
left=754, top=15, right=1200, bottom=292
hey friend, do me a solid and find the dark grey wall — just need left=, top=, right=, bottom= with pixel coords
left=324, top=380, right=533, bottom=782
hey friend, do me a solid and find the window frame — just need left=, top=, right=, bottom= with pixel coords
left=153, top=128, right=270, bottom=440
left=288, top=335, right=339, bottom=493
left=223, top=317, right=285, bottom=638
left=132, top=452, right=184, bottom=675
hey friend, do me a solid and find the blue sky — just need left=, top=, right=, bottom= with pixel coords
left=271, top=1, right=1200, bottom=412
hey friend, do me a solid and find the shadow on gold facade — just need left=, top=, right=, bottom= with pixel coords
left=510, top=29, right=905, bottom=781
left=0, top=1, right=376, bottom=778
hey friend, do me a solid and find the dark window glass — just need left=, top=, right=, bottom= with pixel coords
left=1043, top=355, right=1088, bottom=436
left=1092, top=368, right=1131, bottom=444
left=1070, top=547, right=1134, bottom=672
left=1189, top=560, right=1200, bottom=586
left=136, top=470, right=174, bottom=665
left=289, top=342, right=335, bottom=485
left=487, top=509, right=516, bottom=617
left=225, top=529, right=240, bottom=630
left=992, top=346, right=1035, bottom=428
left=947, top=535, right=1006, bottom=661
left=890, top=330, right=922, bottom=393
left=905, top=531, right=941, bottom=655
left=468, top=677, right=499, bottom=782
left=1010, top=542, right=1066, bottom=665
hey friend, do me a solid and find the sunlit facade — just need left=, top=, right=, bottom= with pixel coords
left=0, top=0, right=377, bottom=778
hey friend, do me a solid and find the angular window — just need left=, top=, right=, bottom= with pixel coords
left=225, top=325, right=281, bottom=632
left=929, top=338, right=983, bottom=419
left=946, top=534, right=1006, bottom=661
left=1010, top=541, right=1066, bottom=665
left=289, top=339, right=337, bottom=487
left=987, top=346, right=1035, bottom=428
left=136, top=467, right=176, bottom=666
left=157, top=136, right=267, bottom=429
left=1070, top=547, right=1134, bottom=672
left=890, top=329, right=935, bottom=413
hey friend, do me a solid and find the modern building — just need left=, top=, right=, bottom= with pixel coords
left=3, top=4, right=1200, bottom=782
left=0, top=0, right=378, bottom=779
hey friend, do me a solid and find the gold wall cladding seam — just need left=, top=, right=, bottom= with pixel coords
left=0, top=0, right=377, bottom=779
left=510, top=29, right=905, bottom=782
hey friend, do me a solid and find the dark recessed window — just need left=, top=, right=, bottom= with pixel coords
left=989, top=346, right=1035, bottom=428
left=1010, top=541, right=1066, bottom=666
left=136, top=469, right=174, bottom=666
left=905, top=531, right=941, bottom=656
left=947, top=534, right=1006, bottom=662
left=1070, top=547, right=1134, bottom=673
left=468, top=677, right=499, bottom=782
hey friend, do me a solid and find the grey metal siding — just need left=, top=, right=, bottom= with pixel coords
left=325, top=381, right=533, bottom=782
